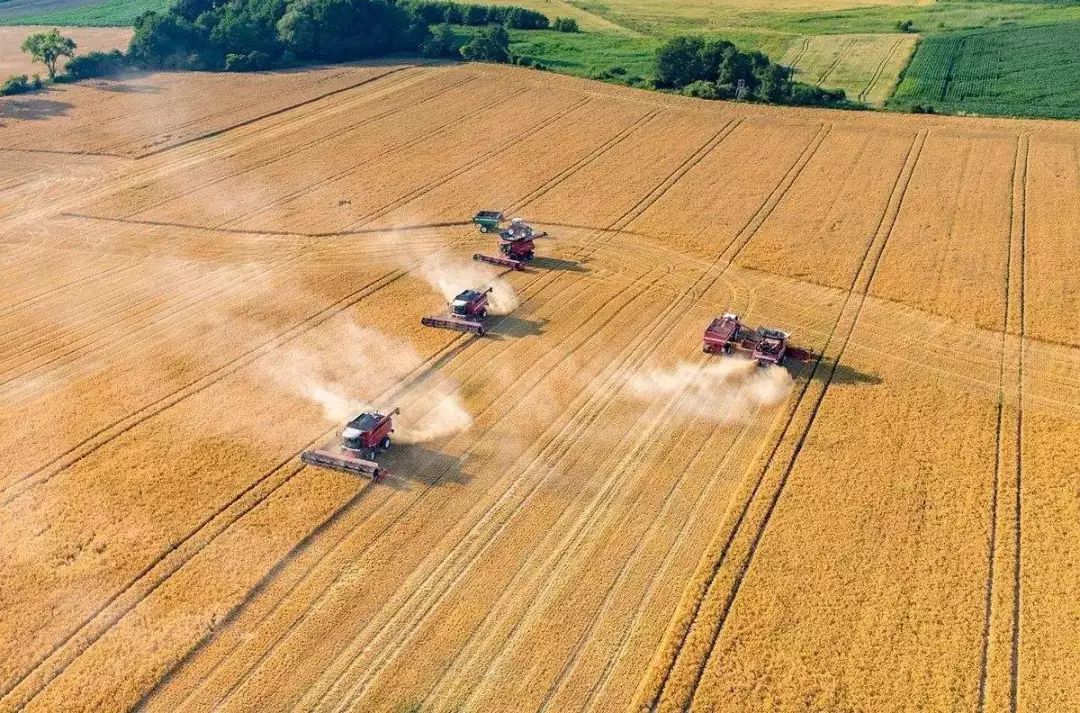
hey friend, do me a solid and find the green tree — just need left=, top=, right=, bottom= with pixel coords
left=21, top=29, right=77, bottom=80
left=654, top=36, right=705, bottom=88
left=421, top=23, right=461, bottom=58
left=459, top=24, right=510, bottom=63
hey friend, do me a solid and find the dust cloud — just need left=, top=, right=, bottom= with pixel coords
left=629, top=357, right=793, bottom=423
left=263, top=321, right=472, bottom=443
left=418, top=254, right=520, bottom=315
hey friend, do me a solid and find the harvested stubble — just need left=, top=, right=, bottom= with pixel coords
left=0, top=61, right=1077, bottom=713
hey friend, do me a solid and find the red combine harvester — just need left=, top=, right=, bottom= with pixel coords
left=301, top=407, right=399, bottom=481
left=473, top=217, right=546, bottom=270
left=422, top=287, right=493, bottom=335
left=702, top=314, right=811, bottom=367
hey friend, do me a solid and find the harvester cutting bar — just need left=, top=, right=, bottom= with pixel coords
left=301, top=447, right=383, bottom=480
left=421, top=314, right=486, bottom=335
left=472, top=253, right=525, bottom=270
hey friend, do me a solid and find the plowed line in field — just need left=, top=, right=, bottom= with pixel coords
left=683, top=128, right=927, bottom=712
left=193, top=271, right=639, bottom=713
left=0, top=262, right=279, bottom=396
left=723, top=124, right=832, bottom=265
left=0, top=257, right=235, bottom=369
left=1010, top=135, right=1028, bottom=713
left=549, top=392, right=763, bottom=712
left=815, top=38, right=854, bottom=86
left=340, top=96, right=594, bottom=230
left=8, top=107, right=651, bottom=706
left=214, top=87, right=531, bottom=231
left=859, top=37, right=904, bottom=104
left=977, top=133, right=1027, bottom=713
left=133, top=66, right=415, bottom=159
left=91, top=66, right=364, bottom=157
left=332, top=121, right=829, bottom=710
left=640, top=128, right=927, bottom=712
left=505, top=108, right=664, bottom=214
left=446, top=290, right=761, bottom=713
left=313, top=269, right=683, bottom=712
left=119, top=74, right=481, bottom=220
left=607, top=120, right=742, bottom=231
left=7, top=65, right=363, bottom=156
left=2, top=67, right=437, bottom=233
left=0, top=259, right=139, bottom=319
left=146, top=269, right=601, bottom=712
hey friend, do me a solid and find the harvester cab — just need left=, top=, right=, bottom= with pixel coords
left=422, top=287, right=494, bottom=335
left=301, top=407, right=400, bottom=481
left=451, top=288, right=491, bottom=317
left=752, top=328, right=790, bottom=366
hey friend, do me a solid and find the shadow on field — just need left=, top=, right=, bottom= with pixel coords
left=0, top=97, right=72, bottom=121
left=530, top=256, right=589, bottom=272
left=89, top=79, right=161, bottom=94
left=804, top=357, right=882, bottom=386
left=487, top=315, right=546, bottom=339
left=381, top=444, right=471, bottom=489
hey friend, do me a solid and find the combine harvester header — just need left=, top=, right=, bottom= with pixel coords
left=301, top=407, right=400, bottom=481
left=472, top=210, right=548, bottom=271
left=703, top=314, right=811, bottom=367
left=422, top=287, right=493, bottom=335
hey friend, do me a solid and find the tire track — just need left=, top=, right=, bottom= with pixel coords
left=329, top=121, right=832, bottom=712
left=977, top=133, right=1027, bottom=713
left=142, top=265, right=602, bottom=712
left=7, top=94, right=655, bottom=707
left=639, top=127, right=927, bottom=712
left=309, top=269, right=682, bottom=713
left=300, top=125, right=756, bottom=707
left=815, top=37, right=855, bottom=86
left=858, top=37, right=904, bottom=104
left=116, top=74, right=482, bottom=222
left=179, top=268, right=637, bottom=713
left=786, top=37, right=811, bottom=75
left=436, top=289, right=760, bottom=713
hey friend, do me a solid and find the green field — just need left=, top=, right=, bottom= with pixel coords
left=889, top=20, right=1080, bottom=118
left=0, top=0, right=165, bottom=26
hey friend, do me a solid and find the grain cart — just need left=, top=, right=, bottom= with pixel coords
left=472, top=210, right=504, bottom=233
left=301, top=407, right=400, bottom=481
left=422, top=287, right=494, bottom=335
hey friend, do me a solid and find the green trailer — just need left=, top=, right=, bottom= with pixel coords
left=472, top=210, right=504, bottom=233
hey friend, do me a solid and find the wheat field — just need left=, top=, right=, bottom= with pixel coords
left=0, top=61, right=1076, bottom=712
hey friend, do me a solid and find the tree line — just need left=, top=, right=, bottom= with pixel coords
left=654, top=36, right=849, bottom=107
left=4, top=2, right=850, bottom=111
